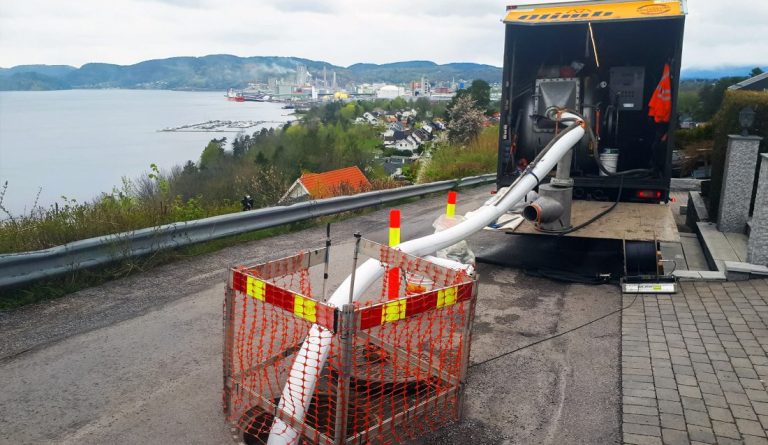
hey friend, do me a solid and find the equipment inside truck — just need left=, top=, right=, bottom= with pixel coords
left=498, top=0, right=686, bottom=203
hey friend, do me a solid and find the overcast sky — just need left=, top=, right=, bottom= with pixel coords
left=0, top=0, right=766, bottom=70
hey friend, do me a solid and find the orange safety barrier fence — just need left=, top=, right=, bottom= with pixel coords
left=223, top=238, right=477, bottom=444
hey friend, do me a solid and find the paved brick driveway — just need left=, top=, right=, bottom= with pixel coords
left=622, top=280, right=768, bottom=445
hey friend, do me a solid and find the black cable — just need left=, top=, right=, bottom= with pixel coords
left=536, top=174, right=625, bottom=236
left=524, top=267, right=613, bottom=285
left=469, top=293, right=639, bottom=370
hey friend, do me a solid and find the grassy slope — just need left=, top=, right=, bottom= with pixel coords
left=418, top=125, right=498, bottom=183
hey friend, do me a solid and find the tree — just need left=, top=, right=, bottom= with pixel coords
left=182, top=160, right=198, bottom=174
left=389, top=97, right=407, bottom=111
left=676, top=91, right=701, bottom=118
left=321, top=101, right=343, bottom=123
left=447, top=95, right=485, bottom=145
left=254, top=151, right=268, bottom=165
left=232, top=134, right=249, bottom=158
left=199, top=138, right=227, bottom=169
left=447, top=89, right=470, bottom=116
left=339, top=102, right=360, bottom=121
left=414, top=97, right=431, bottom=117
left=447, top=80, right=491, bottom=115
left=469, top=79, right=491, bottom=110
left=696, top=76, right=747, bottom=121
left=750, top=67, right=764, bottom=77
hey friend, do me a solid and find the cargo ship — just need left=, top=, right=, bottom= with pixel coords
left=226, top=88, right=270, bottom=102
left=226, top=88, right=244, bottom=102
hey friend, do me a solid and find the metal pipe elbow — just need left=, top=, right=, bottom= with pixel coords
left=522, top=196, right=564, bottom=224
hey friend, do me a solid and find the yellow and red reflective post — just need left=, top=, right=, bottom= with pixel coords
left=387, top=209, right=401, bottom=300
left=446, top=191, right=457, bottom=218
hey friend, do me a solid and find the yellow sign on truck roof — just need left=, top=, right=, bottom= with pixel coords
left=504, top=0, right=686, bottom=25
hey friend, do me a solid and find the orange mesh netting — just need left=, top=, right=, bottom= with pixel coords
left=224, top=239, right=477, bottom=445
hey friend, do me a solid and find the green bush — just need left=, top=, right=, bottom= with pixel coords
left=676, top=124, right=714, bottom=147
left=708, top=90, right=768, bottom=219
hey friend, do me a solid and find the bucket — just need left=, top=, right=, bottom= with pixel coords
left=405, top=272, right=434, bottom=296
left=599, top=148, right=619, bottom=176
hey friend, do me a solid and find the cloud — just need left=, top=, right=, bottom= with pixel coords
left=139, top=0, right=207, bottom=8
left=681, top=0, right=768, bottom=68
left=270, top=0, right=336, bottom=14
left=411, top=0, right=499, bottom=18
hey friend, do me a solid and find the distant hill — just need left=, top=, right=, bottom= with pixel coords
left=346, top=60, right=501, bottom=84
left=0, top=72, right=71, bottom=91
left=0, top=55, right=502, bottom=91
left=682, top=66, right=766, bottom=80
left=0, top=64, right=77, bottom=78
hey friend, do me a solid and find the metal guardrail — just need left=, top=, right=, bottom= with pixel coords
left=0, top=174, right=495, bottom=289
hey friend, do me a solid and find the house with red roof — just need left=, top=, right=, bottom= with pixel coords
left=279, top=166, right=372, bottom=204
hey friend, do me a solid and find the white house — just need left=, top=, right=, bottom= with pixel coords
left=392, top=138, right=418, bottom=151
left=362, top=112, right=378, bottom=124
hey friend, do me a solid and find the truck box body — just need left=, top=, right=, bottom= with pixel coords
left=496, top=0, right=687, bottom=203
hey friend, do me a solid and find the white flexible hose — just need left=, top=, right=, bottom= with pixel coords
left=266, top=116, right=586, bottom=444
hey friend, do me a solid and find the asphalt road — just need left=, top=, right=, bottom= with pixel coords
left=0, top=185, right=621, bottom=445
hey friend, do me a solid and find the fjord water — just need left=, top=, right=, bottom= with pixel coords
left=0, top=89, right=292, bottom=215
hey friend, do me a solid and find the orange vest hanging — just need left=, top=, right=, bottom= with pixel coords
left=648, top=63, right=672, bottom=123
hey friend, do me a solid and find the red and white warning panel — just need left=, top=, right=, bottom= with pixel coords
left=224, top=236, right=477, bottom=444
